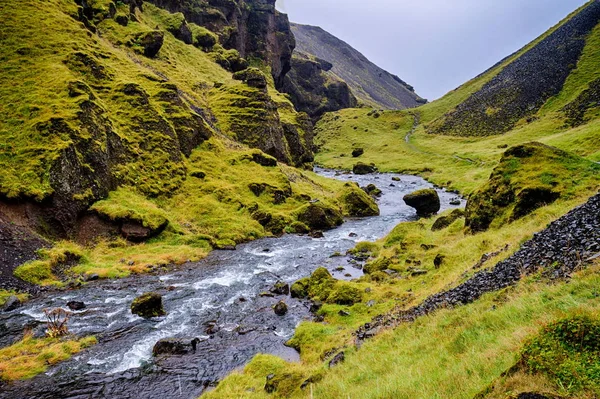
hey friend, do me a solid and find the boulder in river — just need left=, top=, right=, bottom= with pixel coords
left=403, top=189, right=441, bottom=217
left=3, top=295, right=21, bottom=312
left=270, top=281, right=290, bottom=296
left=273, top=300, right=288, bottom=316
left=353, top=162, right=377, bottom=175
left=67, top=301, right=86, bottom=311
left=152, top=337, right=201, bottom=356
left=297, top=203, right=343, bottom=231
left=131, top=292, right=166, bottom=318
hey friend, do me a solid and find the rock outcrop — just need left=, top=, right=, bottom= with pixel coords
left=131, top=292, right=166, bottom=318
left=146, top=0, right=295, bottom=88
left=282, top=52, right=357, bottom=121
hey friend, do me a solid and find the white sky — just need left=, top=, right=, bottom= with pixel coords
left=277, top=0, right=589, bottom=100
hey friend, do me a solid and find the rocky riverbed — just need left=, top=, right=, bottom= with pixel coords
left=0, top=169, right=463, bottom=399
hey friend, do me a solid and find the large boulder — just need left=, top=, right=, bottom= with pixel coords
left=339, top=184, right=380, bottom=217
left=273, top=300, right=288, bottom=316
left=297, top=203, right=343, bottom=231
left=131, top=292, right=166, bottom=318
left=353, top=162, right=377, bottom=175
left=403, top=189, right=440, bottom=217
left=152, top=338, right=200, bottom=356
left=132, top=30, right=164, bottom=58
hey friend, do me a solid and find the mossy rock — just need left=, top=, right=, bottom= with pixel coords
left=189, top=24, right=217, bottom=49
left=297, top=203, right=343, bottom=231
left=403, top=189, right=440, bottom=217
left=465, top=143, right=595, bottom=233
left=352, top=148, right=364, bottom=157
left=327, top=282, right=363, bottom=305
left=363, top=257, right=391, bottom=274
left=131, top=30, right=164, bottom=58
left=291, top=267, right=336, bottom=302
left=339, top=184, right=380, bottom=217
left=233, top=67, right=267, bottom=89
left=290, top=277, right=310, bottom=299
left=289, top=221, right=310, bottom=234
left=353, top=162, right=377, bottom=175
left=431, top=209, right=465, bottom=231
left=131, top=292, right=165, bottom=318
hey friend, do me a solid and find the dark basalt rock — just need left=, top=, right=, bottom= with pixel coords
left=352, top=148, right=364, bottom=158
left=133, top=30, right=164, bottom=58
left=362, top=184, right=382, bottom=198
left=328, top=351, right=345, bottom=367
left=3, top=296, right=21, bottom=312
left=353, top=163, right=377, bottom=175
left=120, top=220, right=168, bottom=243
left=273, top=300, right=288, bottom=316
left=511, top=187, right=560, bottom=221
left=270, top=281, right=290, bottom=296
left=66, top=301, right=86, bottom=311
left=131, top=292, right=166, bottom=318
left=152, top=338, right=201, bottom=356
left=403, top=189, right=441, bottom=217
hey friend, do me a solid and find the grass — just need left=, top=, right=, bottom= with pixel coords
left=0, top=291, right=29, bottom=307
left=0, top=333, right=97, bottom=382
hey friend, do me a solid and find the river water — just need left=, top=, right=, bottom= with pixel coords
left=0, top=169, right=464, bottom=399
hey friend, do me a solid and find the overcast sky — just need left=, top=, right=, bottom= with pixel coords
left=276, top=0, right=589, bottom=100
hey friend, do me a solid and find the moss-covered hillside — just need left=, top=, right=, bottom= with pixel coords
left=0, top=0, right=381, bottom=286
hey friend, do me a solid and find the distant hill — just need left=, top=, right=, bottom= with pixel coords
left=291, top=23, right=426, bottom=110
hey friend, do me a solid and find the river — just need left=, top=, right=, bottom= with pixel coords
left=0, top=168, right=464, bottom=399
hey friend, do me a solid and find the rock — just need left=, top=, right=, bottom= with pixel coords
left=66, top=301, right=86, bottom=311
left=152, top=338, right=200, bottom=356
left=352, top=148, right=364, bottom=158
left=133, top=30, right=164, bottom=58
left=297, top=203, right=343, bottom=231
left=309, top=231, right=324, bottom=238
left=309, top=301, right=323, bottom=313
left=131, top=292, right=166, bottom=318
left=449, top=198, right=461, bottom=206
left=290, top=279, right=309, bottom=299
left=259, top=291, right=275, bottom=298
left=431, top=209, right=465, bottom=231
left=233, top=68, right=268, bottom=89
left=328, top=351, right=345, bottom=367
left=434, top=254, right=445, bottom=269
left=403, top=189, right=441, bottom=217
left=362, top=184, right=382, bottom=198
left=273, top=300, right=288, bottom=316
left=250, top=151, right=278, bottom=167
left=340, top=184, right=380, bottom=217
left=338, top=310, right=350, bottom=317
left=115, top=14, right=129, bottom=26
left=512, top=187, right=560, bottom=220
left=85, top=273, right=100, bottom=281
left=3, top=295, right=21, bottom=312
left=392, top=177, right=401, bottom=182
left=270, top=281, right=290, bottom=296
left=120, top=220, right=168, bottom=242
left=353, top=162, right=377, bottom=175
left=410, top=269, right=428, bottom=276
left=349, top=232, right=358, bottom=237
left=328, top=283, right=363, bottom=305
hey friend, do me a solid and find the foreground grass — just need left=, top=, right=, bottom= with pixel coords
left=0, top=334, right=96, bottom=382
left=205, top=262, right=600, bottom=399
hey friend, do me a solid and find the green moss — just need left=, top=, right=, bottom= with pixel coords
left=90, top=187, right=169, bottom=230
left=327, top=283, right=363, bottom=306
left=189, top=23, right=217, bottom=49
left=338, top=183, right=380, bottom=217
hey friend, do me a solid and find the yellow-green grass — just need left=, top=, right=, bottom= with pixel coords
left=0, top=291, right=29, bottom=307
left=0, top=334, right=97, bottom=382
left=205, top=261, right=600, bottom=399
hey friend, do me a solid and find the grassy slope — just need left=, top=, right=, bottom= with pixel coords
left=2, top=0, right=362, bottom=286
left=206, top=3, right=600, bottom=398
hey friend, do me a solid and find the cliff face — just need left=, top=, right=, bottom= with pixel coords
left=290, top=23, right=426, bottom=110
left=145, top=0, right=295, bottom=88
left=281, top=52, right=357, bottom=122
left=0, top=0, right=312, bottom=239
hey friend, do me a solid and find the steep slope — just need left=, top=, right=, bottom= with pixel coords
left=427, top=0, right=600, bottom=136
left=290, top=22, right=426, bottom=110
left=281, top=52, right=357, bottom=121
left=0, top=0, right=379, bottom=286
